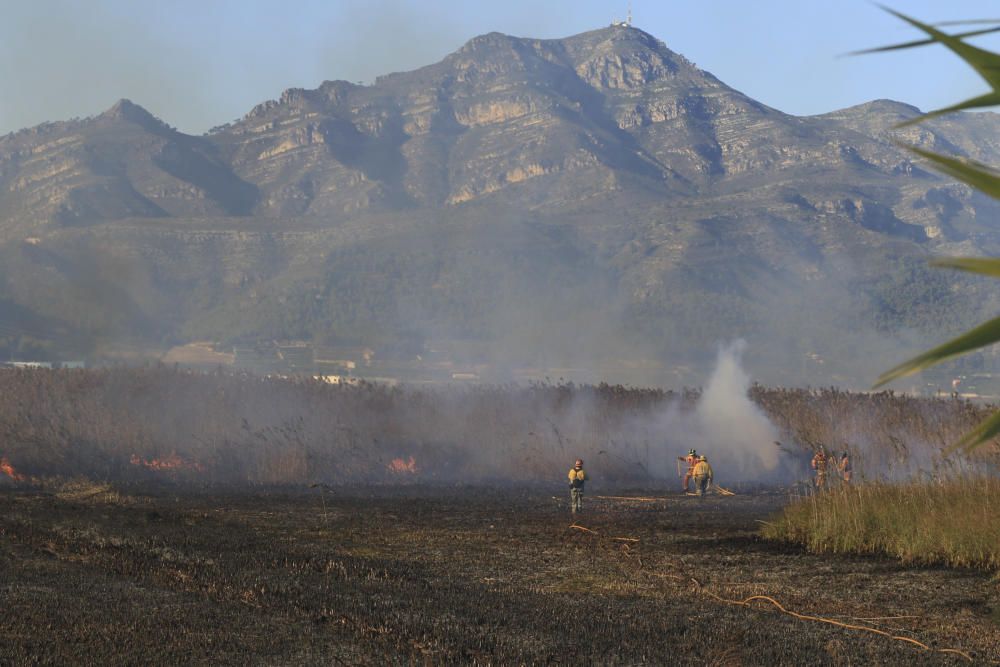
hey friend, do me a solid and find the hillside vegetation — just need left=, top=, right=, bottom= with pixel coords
left=4, top=26, right=1000, bottom=382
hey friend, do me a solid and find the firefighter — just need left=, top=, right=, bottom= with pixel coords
left=692, top=455, right=713, bottom=496
left=678, top=448, right=698, bottom=493
left=568, top=458, right=586, bottom=514
left=838, top=451, right=852, bottom=484
left=811, top=447, right=828, bottom=490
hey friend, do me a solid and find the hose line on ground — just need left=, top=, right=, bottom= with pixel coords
left=566, top=522, right=974, bottom=663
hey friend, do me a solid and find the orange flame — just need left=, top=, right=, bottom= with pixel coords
left=0, top=457, right=25, bottom=481
left=387, top=456, right=417, bottom=474
left=130, top=453, right=204, bottom=473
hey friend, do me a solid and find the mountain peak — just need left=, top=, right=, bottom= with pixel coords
left=574, top=23, right=660, bottom=44
left=452, top=24, right=667, bottom=58
left=455, top=31, right=517, bottom=52
left=99, top=99, right=167, bottom=130
left=557, top=24, right=707, bottom=91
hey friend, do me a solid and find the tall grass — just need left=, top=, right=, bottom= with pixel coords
left=762, top=478, right=1000, bottom=570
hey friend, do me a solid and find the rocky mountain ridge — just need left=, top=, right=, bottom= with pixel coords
left=2, top=24, right=1000, bottom=384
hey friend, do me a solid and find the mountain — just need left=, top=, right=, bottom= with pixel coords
left=2, top=24, right=1000, bottom=385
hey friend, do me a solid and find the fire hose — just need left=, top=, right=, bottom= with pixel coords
left=566, top=523, right=972, bottom=662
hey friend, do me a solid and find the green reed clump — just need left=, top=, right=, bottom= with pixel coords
left=762, top=478, right=1000, bottom=570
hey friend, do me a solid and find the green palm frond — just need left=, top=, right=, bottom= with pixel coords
left=931, top=257, right=1000, bottom=278
left=904, top=93, right=1000, bottom=127
left=881, top=7, right=1000, bottom=88
left=871, top=6, right=1000, bottom=125
left=870, top=7, right=1000, bottom=453
left=950, top=409, right=1000, bottom=453
left=846, top=25, right=1000, bottom=56
left=902, top=144, right=1000, bottom=198
left=934, top=19, right=1000, bottom=26
left=874, top=315, right=1000, bottom=388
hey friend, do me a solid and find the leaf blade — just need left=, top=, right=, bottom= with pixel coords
left=879, top=6, right=1000, bottom=89
left=930, top=257, right=1000, bottom=278
left=846, top=25, right=1000, bottom=56
left=893, top=92, right=1000, bottom=127
left=934, top=19, right=1000, bottom=26
left=899, top=143, right=1000, bottom=197
left=948, top=410, right=1000, bottom=453
left=873, top=315, right=1000, bottom=387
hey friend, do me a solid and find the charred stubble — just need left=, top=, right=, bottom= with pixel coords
left=1, top=487, right=996, bottom=665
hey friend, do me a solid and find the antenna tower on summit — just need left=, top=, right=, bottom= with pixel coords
left=611, top=3, right=632, bottom=27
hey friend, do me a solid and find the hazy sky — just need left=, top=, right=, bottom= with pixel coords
left=3, top=0, right=1000, bottom=136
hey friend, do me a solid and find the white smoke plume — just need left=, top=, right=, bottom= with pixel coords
left=641, top=340, right=789, bottom=485
left=694, top=340, right=781, bottom=479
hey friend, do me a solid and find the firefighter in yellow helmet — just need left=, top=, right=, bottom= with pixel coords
left=692, top=455, right=713, bottom=496
left=568, top=458, right=586, bottom=513
left=838, top=451, right=852, bottom=484
left=678, top=448, right=698, bottom=493
left=811, top=447, right=828, bottom=490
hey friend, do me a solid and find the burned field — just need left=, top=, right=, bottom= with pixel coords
left=1, top=368, right=999, bottom=663
left=2, top=485, right=997, bottom=665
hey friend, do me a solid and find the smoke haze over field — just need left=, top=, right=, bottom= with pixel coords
left=0, top=355, right=794, bottom=487
left=1, top=366, right=995, bottom=489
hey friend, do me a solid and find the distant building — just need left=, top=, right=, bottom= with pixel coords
left=275, top=342, right=313, bottom=368
left=314, top=375, right=362, bottom=386
left=162, top=342, right=235, bottom=367
left=233, top=345, right=280, bottom=374
left=314, top=346, right=374, bottom=366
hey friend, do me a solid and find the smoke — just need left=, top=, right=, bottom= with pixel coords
left=0, top=348, right=791, bottom=488
left=636, top=340, right=788, bottom=485
left=6, top=361, right=996, bottom=489
left=693, top=341, right=781, bottom=478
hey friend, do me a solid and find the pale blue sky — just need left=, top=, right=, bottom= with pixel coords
left=2, top=0, right=1000, bottom=136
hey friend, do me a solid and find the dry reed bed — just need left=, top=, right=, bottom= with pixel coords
left=0, top=366, right=996, bottom=485
left=763, top=478, right=1000, bottom=570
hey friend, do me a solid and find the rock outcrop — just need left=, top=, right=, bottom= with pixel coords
left=3, top=24, right=1000, bottom=380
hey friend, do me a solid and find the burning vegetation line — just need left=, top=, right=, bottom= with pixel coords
left=0, top=365, right=994, bottom=487
left=386, top=456, right=417, bottom=474
left=0, top=456, right=26, bottom=481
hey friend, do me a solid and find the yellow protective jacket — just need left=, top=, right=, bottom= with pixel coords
left=692, top=461, right=713, bottom=480
left=568, top=468, right=586, bottom=488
